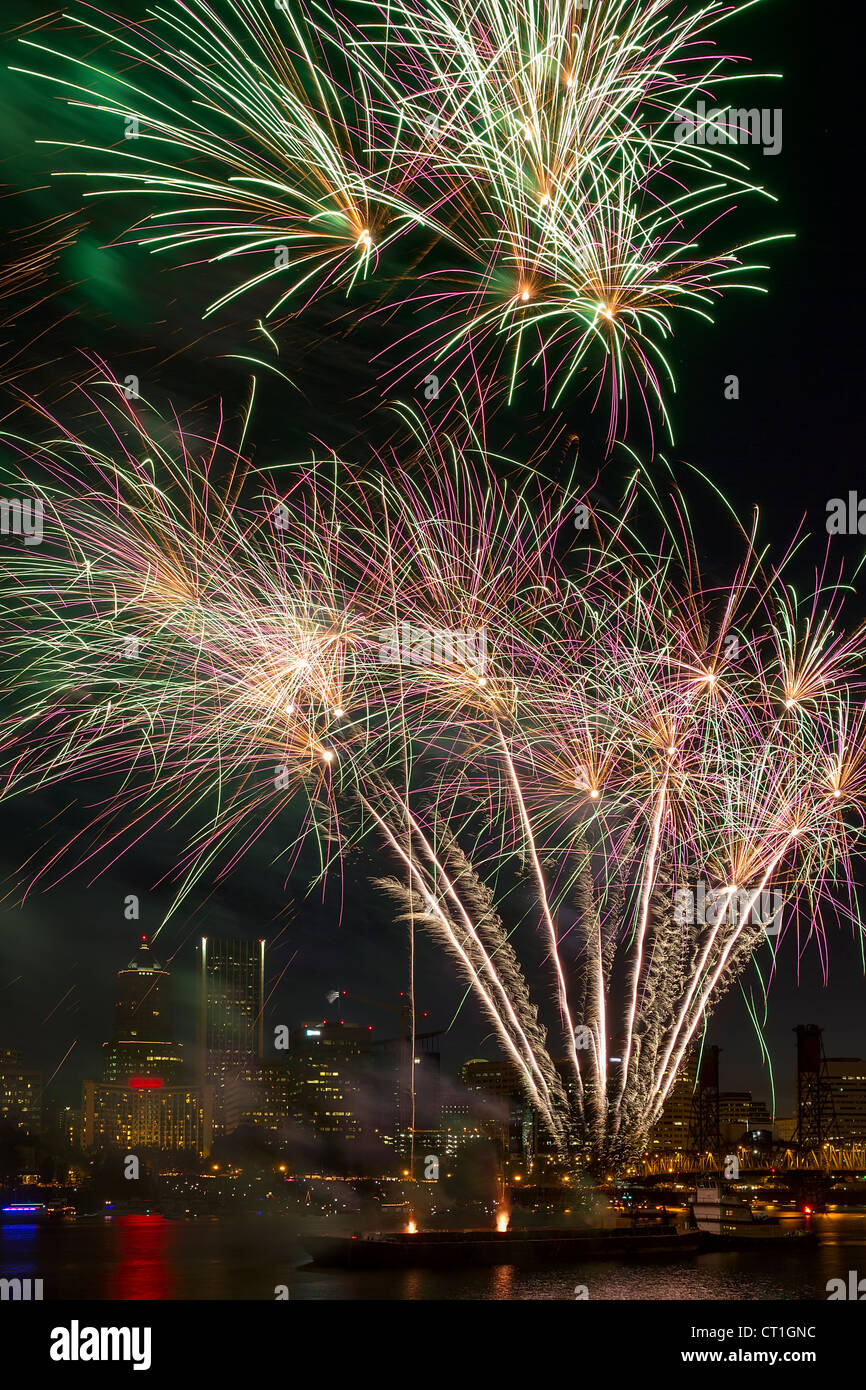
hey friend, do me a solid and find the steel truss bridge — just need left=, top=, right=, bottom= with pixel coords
left=638, top=1143, right=866, bottom=1176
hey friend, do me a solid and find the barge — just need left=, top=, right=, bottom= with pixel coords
left=303, top=1224, right=702, bottom=1268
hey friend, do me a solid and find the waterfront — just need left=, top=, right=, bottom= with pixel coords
left=3, top=1214, right=866, bottom=1300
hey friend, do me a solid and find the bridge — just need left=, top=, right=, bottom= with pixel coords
left=637, top=1143, right=866, bottom=1176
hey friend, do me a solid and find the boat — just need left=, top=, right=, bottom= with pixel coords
left=1, top=1202, right=75, bottom=1224
left=689, top=1182, right=815, bottom=1247
left=302, top=1224, right=701, bottom=1268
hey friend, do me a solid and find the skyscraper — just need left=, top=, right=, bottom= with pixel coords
left=649, top=1052, right=698, bottom=1151
left=101, top=935, right=184, bottom=1084
left=459, top=1058, right=528, bottom=1159
left=0, top=1049, right=41, bottom=1130
left=823, top=1059, right=866, bottom=1142
left=289, top=1020, right=372, bottom=1141
left=86, top=936, right=211, bottom=1157
left=198, top=937, right=265, bottom=1088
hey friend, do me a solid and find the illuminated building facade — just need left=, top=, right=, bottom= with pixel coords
left=826, top=1059, right=866, bottom=1141
left=198, top=936, right=265, bottom=1085
left=0, top=1049, right=41, bottom=1130
left=101, top=936, right=184, bottom=1084
left=222, top=1060, right=294, bottom=1138
left=83, top=1079, right=212, bottom=1156
left=459, top=1058, right=529, bottom=1159
left=649, top=1054, right=697, bottom=1150
left=289, top=1020, right=372, bottom=1141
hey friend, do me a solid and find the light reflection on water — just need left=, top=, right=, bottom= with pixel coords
left=2, top=1214, right=865, bottom=1300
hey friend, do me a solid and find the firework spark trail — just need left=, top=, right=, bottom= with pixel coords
left=613, top=769, right=667, bottom=1132
left=323, top=0, right=782, bottom=442
left=363, top=790, right=566, bottom=1140
left=2, top=379, right=864, bottom=1166
left=650, top=851, right=788, bottom=1119
left=14, top=0, right=782, bottom=441
left=43, top=1040, right=78, bottom=1092
left=15, top=0, right=433, bottom=312
left=493, top=716, right=584, bottom=1113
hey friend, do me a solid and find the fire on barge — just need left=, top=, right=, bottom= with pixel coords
left=303, top=1222, right=701, bottom=1268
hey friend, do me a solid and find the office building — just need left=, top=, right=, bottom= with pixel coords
left=83, top=1078, right=212, bottom=1156
left=826, top=1058, right=866, bottom=1141
left=101, top=935, right=184, bottom=1084
left=0, top=1049, right=41, bottom=1130
left=649, top=1054, right=697, bottom=1150
left=289, top=1020, right=373, bottom=1141
left=198, top=936, right=265, bottom=1087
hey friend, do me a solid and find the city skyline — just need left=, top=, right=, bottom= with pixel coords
left=4, top=879, right=866, bottom=1116
left=5, top=930, right=866, bottom=1168
left=0, top=0, right=863, bottom=1331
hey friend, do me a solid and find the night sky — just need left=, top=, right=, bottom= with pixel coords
left=0, top=0, right=863, bottom=1117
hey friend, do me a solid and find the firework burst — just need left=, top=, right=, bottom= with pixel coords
left=2, top=378, right=863, bottom=1167
left=15, top=0, right=782, bottom=444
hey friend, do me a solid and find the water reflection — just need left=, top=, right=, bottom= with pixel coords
left=113, top=1216, right=174, bottom=1301
left=1, top=1213, right=865, bottom=1300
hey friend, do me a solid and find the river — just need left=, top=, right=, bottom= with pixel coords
left=2, top=1213, right=865, bottom=1300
